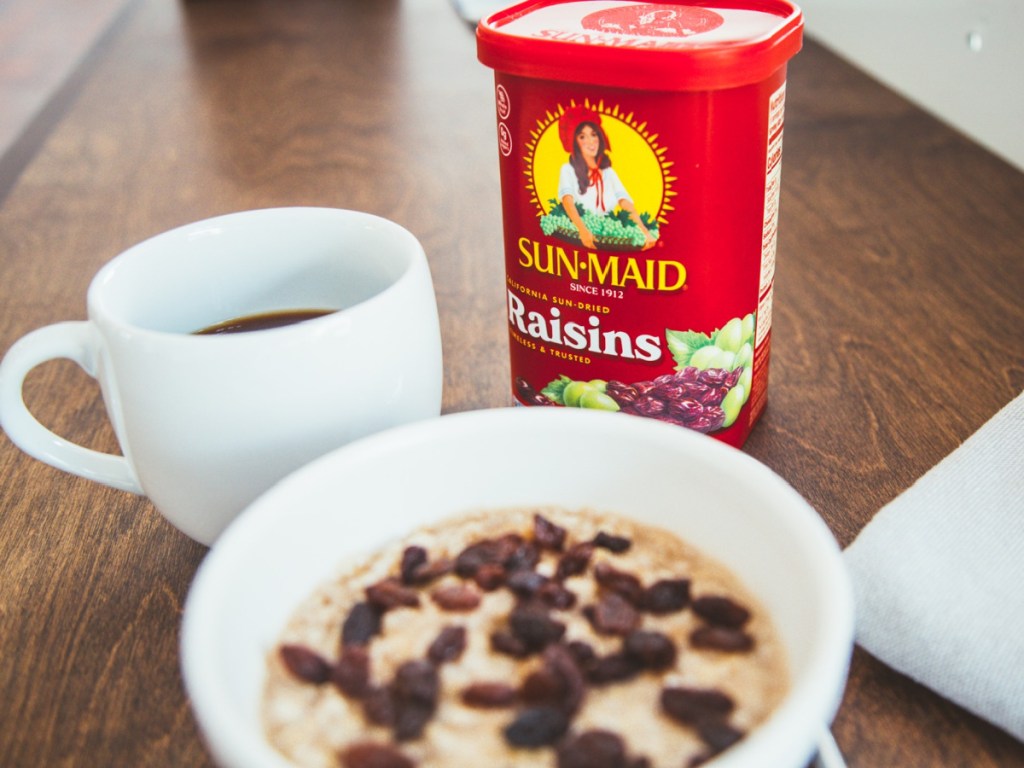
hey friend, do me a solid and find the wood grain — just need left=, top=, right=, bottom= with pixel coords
left=0, top=0, right=132, bottom=159
left=0, top=0, right=1021, bottom=765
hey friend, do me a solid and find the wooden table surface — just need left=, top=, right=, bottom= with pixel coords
left=1, top=0, right=1021, bottom=765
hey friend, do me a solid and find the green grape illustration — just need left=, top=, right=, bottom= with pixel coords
left=539, top=200, right=658, bottom=249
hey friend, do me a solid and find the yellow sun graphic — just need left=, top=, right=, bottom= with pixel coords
left=525, top=98, right=675, bottom=225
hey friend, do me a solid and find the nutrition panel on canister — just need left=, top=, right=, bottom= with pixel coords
left=477, top=0, right=804, bottom=448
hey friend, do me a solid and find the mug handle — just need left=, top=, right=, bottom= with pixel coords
left=0, top=322, right=143, bottom=494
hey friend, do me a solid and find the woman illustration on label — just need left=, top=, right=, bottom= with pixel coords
left=558, top=106, right=657, bottom=251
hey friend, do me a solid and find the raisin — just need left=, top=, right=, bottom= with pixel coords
left=454, top=538, right=507, bottom=577
left=490, top=629, right=531, bottom=658
left=584, top=593, right=640, bottom=636
left=509, top=601, right=566, bottom=651
left=660, top=686, right=735, bottom=725
left=390, top=661, right=439, bottom=742
left=340, top=741, right=415, bottom=768
left=332, top=647, right=371, bottom=697
left=495, top=533, right=529, bottom=562
left=692, top=595, right=751, bottom=628
left=520, top=667, right=565, bottom=705
left=537, top=581, right=577, bottom=610
left=430, top=584, right=481, bottom=611
left=506, top=569, right=548, bottom=598
left=642, top=578, right=691, bottom=614
left=405, top=557, right=454, bottom=585
left=610, top=368, right=741, bottom=432
left=566, top=640, right=597, bottom=666
left=393, top=700, right=434, bottom=742
left=533, top=513, right=567, bottom=551
left=279, top=644, right=331, bottom=684
left=515, top=377, right=541, bottom=402
left=592, top=531, right=632, bottom=553
left=366, top=577, right=421, bottom=610
left=689, top=626, right=755, bottom=653
left=462, top=682, right=519, bottom=708
left=516, top=377, right=561, bottom=406
left=540, top=642, right=586, bottom=714
left=623, top=630, right=677, bottom=670
left=505, top=539, right=542, bottom=572
left=593, top=562, right=645, bottom=605
left=342, top=602, right=383, bottom=647
left=399, top=546, right=428, bottom=584
left=556, top=729, right=629, bottom=768
left=584, top=651, right=642, bottom=685
left=697, top=720, right=745, bottom=752
left=473, top=562, right=507, bottom=591
left=427, top=625, right=467, bottom=664
left=393, top=660, right=439, bottom=706
left=555, top=542, right=594, bottom=580
left=503, top=706, right=570, bottom=747
left=362, top=687, right=397, bottom=726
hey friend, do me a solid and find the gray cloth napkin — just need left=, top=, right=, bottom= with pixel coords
left=844, top=390, right=1024, bottom=742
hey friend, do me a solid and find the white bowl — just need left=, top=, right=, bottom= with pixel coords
left=181, top=407, right=854, bottom=768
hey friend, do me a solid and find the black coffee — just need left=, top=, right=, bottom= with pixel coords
left=194, top=309, right=335, bottom=335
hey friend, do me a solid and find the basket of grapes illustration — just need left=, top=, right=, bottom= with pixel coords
left=540, top=200, right=659, bottom=251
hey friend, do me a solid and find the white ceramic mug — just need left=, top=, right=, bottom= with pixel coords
left=0, top=207, right=443, bottom=545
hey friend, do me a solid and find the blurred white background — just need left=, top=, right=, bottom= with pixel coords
left=798, top=0, right=1023, bottom=171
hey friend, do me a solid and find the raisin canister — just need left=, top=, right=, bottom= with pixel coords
left=477, top=0, right=803, bottom=447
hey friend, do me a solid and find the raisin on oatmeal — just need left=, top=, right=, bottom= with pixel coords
left=263, top=508, right=789, bottom=768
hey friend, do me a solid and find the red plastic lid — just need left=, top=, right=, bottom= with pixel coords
left=477, top=0, right=804, bottom=91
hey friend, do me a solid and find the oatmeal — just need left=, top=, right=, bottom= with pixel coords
left=262, top=507, right=789, bottom=767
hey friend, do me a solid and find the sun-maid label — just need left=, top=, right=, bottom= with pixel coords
left=479, top=0, right=804, bottom=448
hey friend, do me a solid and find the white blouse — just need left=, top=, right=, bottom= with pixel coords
left=558, top=163, right=631, bottom=214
